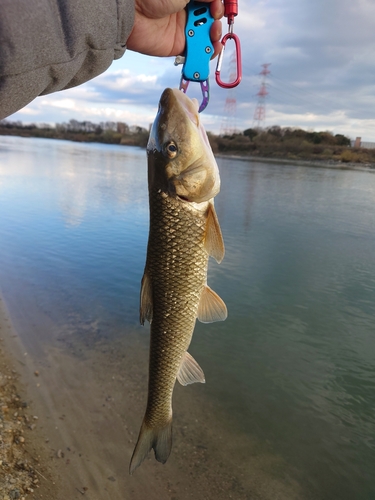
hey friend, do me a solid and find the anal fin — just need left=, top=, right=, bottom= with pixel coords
left=197, top=285, right=227, bottom=323
left=177, top=351, right=205, bottom=386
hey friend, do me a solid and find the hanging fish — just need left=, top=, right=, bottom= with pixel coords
left=130, top=88, right=227, bottom=474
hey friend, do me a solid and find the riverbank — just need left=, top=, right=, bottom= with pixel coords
left=3, top=120, right=375, bottom=171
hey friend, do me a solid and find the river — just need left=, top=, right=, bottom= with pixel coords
left=0, top=135, right=374, bottom=499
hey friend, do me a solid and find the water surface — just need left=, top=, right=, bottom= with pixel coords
left=0, top=136, right=374, bottom=499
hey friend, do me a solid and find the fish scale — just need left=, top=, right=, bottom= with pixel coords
left=145, top=189, right=208, bottom=428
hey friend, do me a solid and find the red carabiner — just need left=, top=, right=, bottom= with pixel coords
left=215, top=32, right=242, bottom=88
left=224, top=0, right=238, bottom=25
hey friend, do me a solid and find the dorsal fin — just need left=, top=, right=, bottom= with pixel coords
left=140, top=269, right=153, bottom=325
left=204, top=202, right=225, bottom=263
left=197, top=285, right=227, bottom=323
left=177, top=351, right=205, bottom=386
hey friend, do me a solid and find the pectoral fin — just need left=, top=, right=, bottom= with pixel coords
left=140, top=270, right=153, bottom=325
left=197, top=285, right=227, bottom=323
left=177, top=351, right=205, bottom=386
left=204, top=202, right=225, bottom=263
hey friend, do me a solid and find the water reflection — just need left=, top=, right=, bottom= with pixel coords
left=0, top=137, right=149, bottom=345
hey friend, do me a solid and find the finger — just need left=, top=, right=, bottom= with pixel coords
left=199, top=0, right=224, bottom=20
left=211, top=18, right=222, bottom=43
left=135, top=0, right=188, bottom=20
left=211, top=0, right=225, bottom=20
left=210, top=19, right=223, bottom=58
left=212, top=39, right=224, bottom=60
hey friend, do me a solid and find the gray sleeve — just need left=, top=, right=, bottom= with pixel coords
left=0, top=0, right=135, bottom=119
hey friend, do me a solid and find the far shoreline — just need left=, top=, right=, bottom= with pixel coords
left=0, top=132, right=375, bottom=172
left=2, top=132, right=375, bottom=174
left=216, top=153, right=375, bottom=173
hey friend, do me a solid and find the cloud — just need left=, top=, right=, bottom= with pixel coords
left=89, top=69, right=161, bottom=105
left=38, top=95, right=157, bottom=125
left=95, top=70, right=158, bottom=92
left=229, top=0, right=375, bottom=138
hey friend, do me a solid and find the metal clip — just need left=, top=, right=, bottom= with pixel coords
left=178, top=1, right=214, bottom=112
left=179, top=77, right=210, bottom=113
left=215, top=31, right=242, bottom=88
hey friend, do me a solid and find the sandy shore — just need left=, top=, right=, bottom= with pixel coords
left=0, top=297, right=56, bottom=499
left=0, top=292, right=309, bottom=500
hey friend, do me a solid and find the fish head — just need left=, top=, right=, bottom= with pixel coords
left=147, top=88, right=220, bottom=203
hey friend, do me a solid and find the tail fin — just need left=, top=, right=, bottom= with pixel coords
left=129, top=418, right=172, bottom=474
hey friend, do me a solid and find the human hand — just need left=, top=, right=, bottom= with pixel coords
left=126, top=0, right=224, bottom=58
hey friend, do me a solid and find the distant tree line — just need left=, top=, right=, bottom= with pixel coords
left=207, top=126, right=366, bottom=163
left=1, top=119, right=373, bottom=164
left=0, top=119, right=149, bottom=147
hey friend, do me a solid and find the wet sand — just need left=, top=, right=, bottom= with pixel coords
left=0, top=293, right=307, bottom=500
left=0, top=296, right=56, bottom=499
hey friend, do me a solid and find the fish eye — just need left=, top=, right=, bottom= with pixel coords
left=164, top=141, right=178, bottom=159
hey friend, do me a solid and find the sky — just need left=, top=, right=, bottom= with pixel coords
left=8, top=0, right=375, bottom=141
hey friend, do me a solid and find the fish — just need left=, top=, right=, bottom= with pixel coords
left=129, top=88, right=227, bottom=474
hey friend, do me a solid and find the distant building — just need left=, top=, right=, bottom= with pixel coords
left=351, top=137, right=375, bottom=149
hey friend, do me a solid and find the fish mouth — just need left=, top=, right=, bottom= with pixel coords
left=160, top=88, right=200, bottom=128
left=148, top=88, right=201, bottom=154
left=168, top=89, right=212, bottom=152
left=150, top=88, right=221, bottom=203
left=160, top=88, right=214, bottom=153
